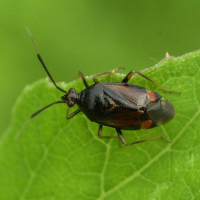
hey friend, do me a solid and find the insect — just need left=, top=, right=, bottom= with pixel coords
left=17, top=28, right=180, bottom=146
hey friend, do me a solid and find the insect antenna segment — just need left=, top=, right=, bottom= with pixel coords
left=16, top=28, right=69, bottom=138
left=16, top=100, right=66, bottom=139
left=26, top=27, right=67, bottom=93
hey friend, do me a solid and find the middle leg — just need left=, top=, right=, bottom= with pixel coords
left=98, top=125, right=119, bottom=139
left=93, top=68, right=125, bottom=83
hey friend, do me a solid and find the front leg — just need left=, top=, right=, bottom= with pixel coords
left=66, top=107, right=81, bottom=119
left=78, top=71, right=89, bottom=88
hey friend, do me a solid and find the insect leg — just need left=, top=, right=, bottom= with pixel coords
left=116, top=129, right=171, bottom=146
left=122, top=70, right=180, bottom=94
left=78, top=71, right=90, bottom=88
left=98, top=125, right=119, bottom=139
left=66, top=107, right=81, bottom=119
left=92, top=68, right=125, bottom=83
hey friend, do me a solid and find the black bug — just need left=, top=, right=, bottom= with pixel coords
left=17, top=28, right=180, bottom=145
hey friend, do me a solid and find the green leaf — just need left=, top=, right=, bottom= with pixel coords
left=1, top=51, right=200, bottom=200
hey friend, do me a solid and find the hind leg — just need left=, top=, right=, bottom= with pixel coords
left=122, top=70, right=180, bottom=94
left=116, top=129, right=171, bottom=146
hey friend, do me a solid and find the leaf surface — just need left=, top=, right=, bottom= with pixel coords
left=1, top=51, right=200, bottom=200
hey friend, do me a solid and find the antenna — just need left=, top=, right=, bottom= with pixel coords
left=16, top=100, right=66, bottom=138
left=26, top=27, right=67, bottom=93
left=16, top=28, right=69, bottom=138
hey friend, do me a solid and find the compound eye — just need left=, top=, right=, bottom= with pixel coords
left=68, top=101, right=75, bottom=107
left=66, top=88, right=77, bottom=107
left=69, top=88, right=76, bottom=94
left=146, top=99, right=176, bottom=125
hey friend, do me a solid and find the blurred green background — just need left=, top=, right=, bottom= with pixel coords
left=1, top=1, right=200, bottom=134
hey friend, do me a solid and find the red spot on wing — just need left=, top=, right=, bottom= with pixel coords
left=147, top=90, right=157, bottom=102
left=141, top=120, right=153, bottom=129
